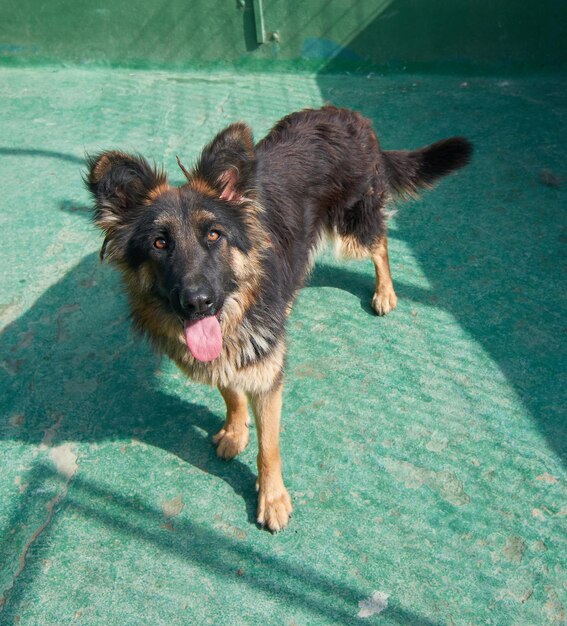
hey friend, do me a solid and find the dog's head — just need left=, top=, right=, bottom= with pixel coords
left=86, top=123, right=265, bottom=362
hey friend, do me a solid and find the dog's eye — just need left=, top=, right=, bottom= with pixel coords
left=207, top=230, right=221, bottom=243
left=153, top=237, right=168, bottom=250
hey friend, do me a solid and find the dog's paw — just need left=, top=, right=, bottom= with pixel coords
left=372, top=289, right=398, bottom=316
left=257, top=486, right=293, bottom=533
left=213, top=428, right=249, bottom=460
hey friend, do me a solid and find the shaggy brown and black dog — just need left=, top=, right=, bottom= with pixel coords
left=87, top=106, right=472, bottom=531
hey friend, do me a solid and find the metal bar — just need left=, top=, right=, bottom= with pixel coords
left=252, top=0, right=266, bottom=44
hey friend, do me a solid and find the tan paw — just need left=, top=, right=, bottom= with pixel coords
left=257, top=486, right=293, bottom=532
left=372, top=289, right=398, bottom=316
left=213, top=428, right=249, bottom=460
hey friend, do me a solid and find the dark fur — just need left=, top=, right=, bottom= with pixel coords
left=86, top=105, right=472, bottom=529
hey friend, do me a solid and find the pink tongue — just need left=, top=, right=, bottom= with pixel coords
left=183, top=316, right=223, bottom=362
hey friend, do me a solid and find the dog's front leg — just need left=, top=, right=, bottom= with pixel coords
left=249, top=384, right=293, bottom=532
left=213, top=387, right=251, bottom=459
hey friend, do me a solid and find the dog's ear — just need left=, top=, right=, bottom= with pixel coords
left=192, top=123, right=256, bottom=202
left=85, top=151, right=167, bottom=260
left=86, top=151, right=167, bottom=229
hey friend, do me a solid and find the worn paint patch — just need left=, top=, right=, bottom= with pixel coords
left=544, top=587, right=566, bottom=623
left=49, top=443, right=79, bottom=479
left=425, top=433, right=448, bottom=452
left=14, top=475, right=29, bottom=494
left=63, top=378, right=99, bottom=395
left=357, top=590, right=389, bottom=618
left=0, top=297, right=23, bottom=323
left=532, top=540, right=547, bottom=552
left=14, top=329, right=35, bottom=351
left=40, top=413, right=64, bottom=448
left=536, top=473, right=559, bottom=484
left=213, top=515, right=247, bottom=540
left=55, top=302, right=81, bottom=342
left=382, top=458, right=470, bottom=506
left=161, top=495, right=184, bottom=518
left=294, top=362, right=327, bottom=380
left=8, top=413, right=25, bottom=427
left=503, top=536, right=527, bottom=564
left=3, top=449, right=78, bottom=608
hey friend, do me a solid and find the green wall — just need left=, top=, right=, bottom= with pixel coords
left=1, top=0, right=566, bottom=72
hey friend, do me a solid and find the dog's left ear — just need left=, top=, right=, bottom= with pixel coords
left=85, top=151, right=167, bottom=261
left=192, top=122, right=256, bottom=202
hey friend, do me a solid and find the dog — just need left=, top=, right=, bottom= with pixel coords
left=86, top=105, right=472, bottom=531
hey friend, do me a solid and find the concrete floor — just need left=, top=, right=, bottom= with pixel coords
left=0, top=67, right=565, bottom=625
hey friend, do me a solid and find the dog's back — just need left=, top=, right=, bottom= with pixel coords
left=255, top=105, right=472, bottom=296
left=257, top=106, right=381, bottom=216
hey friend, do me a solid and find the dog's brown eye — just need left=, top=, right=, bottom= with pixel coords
left=207, top=230, right=221, bottom=243
left=154, top=237, right=168, bottom=250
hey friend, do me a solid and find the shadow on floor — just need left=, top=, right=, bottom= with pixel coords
left=0, top=462, right=442, bottom=625
left=0, top=251, right=258, bottom=520
left=0, top=147, right=85, bottom=164
left=307, top=254, right=435, bottom=316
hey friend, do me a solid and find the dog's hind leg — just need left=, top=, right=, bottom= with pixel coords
left=249, top=384, right=293, bottom=532
left=331, top=176, right=397, bottom=316
left=371, top=235, right=398, bottom=316
left=213, top=386, right=251, bottom=459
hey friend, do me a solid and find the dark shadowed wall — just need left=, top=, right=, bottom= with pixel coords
left=1, top=0, right=566, bottom=73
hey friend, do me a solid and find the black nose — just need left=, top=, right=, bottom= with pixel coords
left=179, top=288, right=214, bottom=315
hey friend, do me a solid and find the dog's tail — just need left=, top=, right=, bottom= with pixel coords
left=383, top=137, right=473, bottom=198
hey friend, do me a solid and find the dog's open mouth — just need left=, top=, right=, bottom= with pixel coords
left=183, top=311, right=223, bottom=362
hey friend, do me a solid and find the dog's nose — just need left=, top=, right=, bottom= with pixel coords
left=179, top=288, right=214, bottom=315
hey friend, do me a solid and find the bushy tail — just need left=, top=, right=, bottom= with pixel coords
left=383, top=137, right=473, bottom=198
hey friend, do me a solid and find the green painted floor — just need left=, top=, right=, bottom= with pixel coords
left=0, top=66, right=566, bottom=625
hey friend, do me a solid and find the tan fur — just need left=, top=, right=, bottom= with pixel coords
left=189, top=178, right=217, bottom=197
left=331, top=230, right=371, bottom=259
left=92, top=153, right=115, bottom=179
left=326, top=229, right=398, bottom=315
left=213, top=387, right=250, bottom=459
left=134, top=263, right=156, bottom=294
left=177, top=338, right=286, bottom=394
left=371, top=236, right=398, bottom=315
left=145, top=183, right=171, bottom=204
left=230, top=248, right=249, bottom=282
left=190, top=208, right=217, bottom=225
left=225, top=122, right=255, bottom=152
left=249, top=384, right=292, bottom=532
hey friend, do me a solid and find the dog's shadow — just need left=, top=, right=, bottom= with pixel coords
left=306, top=260, right=375, bottom=313
left=0, top=251, right=259, bottom=524
left=306, top=250, right=435, bottom=315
